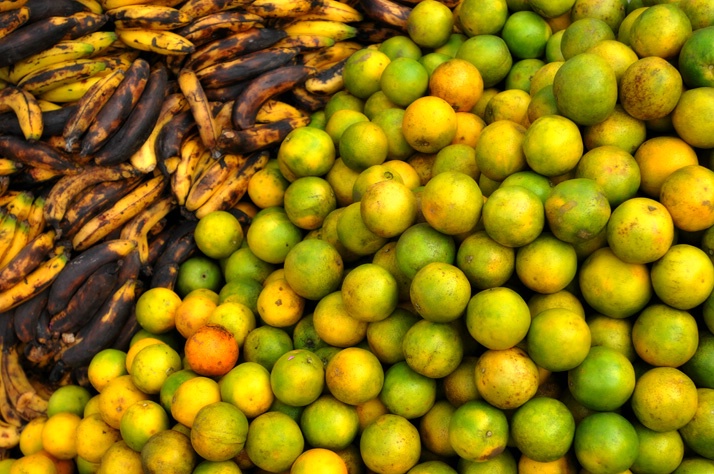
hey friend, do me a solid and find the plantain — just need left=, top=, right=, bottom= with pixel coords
left=0, top=135, right=79, bottom=173
left=119, top=195, right=177, bottom=266
left=186, top=27, right=288, bottom=73
left=178, top=67, right=217, bottom=152
left=0, top=248, right=69, bottom=313
left=0, top=229, right=56, bottom=293
left=196, top=46, right=301, bottom=90
left=175, top=11, right=263, bottom=48
left=0, top=86, right=43, bottom=141
left=24, top=0, right=88, bottom=22
left=218, top=115, right=311, bottom=155
left=12, top=287, right=48, bottom=344
left=0, top=103, right=77, bottom=139
left=16, top=57, right=108, bottom=96
left=150, top=220, right=197, bottom=290
left=64, top=11, right=108, bottom=40
left=0, top=5, right=30, bottom=40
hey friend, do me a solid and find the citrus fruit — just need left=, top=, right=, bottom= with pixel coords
left=482, top=185, right=544, bottom=248
left=409, top=262, right=471, bottom=323
left=474, top=119, right=527, bottom=182
left=141, top=429, right=197, bottom=473
left=194, top=210, right=243, bottom=260
left=660, top=165, right=714, bottom=233
left=46, top=384, right=91, bottom=418
left=338, top=120, right=388, bottom=172
left=502, top=10, right=552, bottom=59
left=428, top=58, right=484, bottom=112
left=575, top=146, right=641, bottom=207
left=378, top=35, right=422, bottom=61
left=170, top=376, right=221, bottom=428
left=483, top=89, right=531, bottom=126
left=402, top=95, right=457, bottom=154
left=325, top=347, right=384, bottom=406
left=574, top=412, right=639, bottom=474
left=395, top=222, right=456, bottom=279
left=119, top=399, right=169, bottom=453
left=419, top=400, right=457, bottom=458
left=360, top=414, right=421, bottom=474
left=506, top=58, right=547, bottom=92
left=325, top=109, right=369, bottom=146
left=41, top=412, right=81, bottom=460
left=679, top=26, right=714, bottom=88
left=365, top=307, right=419, bottom=364
left=421, top=170, right=483, bottom=236
left=630, top=421, right=685, bottom=474
left=190, top=401, right=248, bottom=462
left=456, top=230, right=515, bottom=290
left=158, top=369, right=197, bottom=414
left=560, top=17, right=616, bottom=60
left=449, top=399, right=509, bottom=462
left=342, top=48, right=391, bottom=100
left=511, top=397, right=576, bottom=463
left=246, top=411, right=305, bottom=472
left=291, top=448, right=348, bottom=474
left=406, top=0, right=453, bottom=49
left=620, top=56, right=684, bottom=121
left=379, top=57, right=429, bottom=107
left=134, top=287, right=182, bottom=335
left=568, top=345, right=636, bottom=411
left=606, top=197, right=674, bottom=264
left=75, top=413, right=121, bottom=464
left=587, top=314, right=637, bottom=362
left=98, top=374, right=150, bottom=430
left=522, top=115, right=583, bottom=177
left=679, top=388, right=714, bottom=460
left=283, top=176, right=336, bottom=231
left=176, top=255, right=223, bottom=297
left=402, top=319, right=463, bottom=378
left=681, top=330, right=714, bottom=389
left=466, top=287, right=531, bottom=350
left=545, top=178, right=611, bottom=245
left=130, top=342, right=182, bottom=394
left=456, top=35, right=513, bottom=88
left=475, top=347, right=540, bottom=410
left=671, top=87, right=714, bottom=149
left=527, top=308, right=591, bottom=372
left=651, top=244, right=714, bottom=310
left=270, top=349, right=324, bottom=407
left=583, top=104, right=647, bottom=155
left=629, top=3, right=693, bottom=59
left=631, top=367, right=699, bottom=432
left=299, top=394, right=359, bottom=450
left=360, top=179, right=417, bottom=238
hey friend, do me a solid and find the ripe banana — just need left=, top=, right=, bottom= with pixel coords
left=274, top=34, right=336, bottom=51
left=37, top=74, right=103, bottom=102
left=186, top=27, right=287, bottom=72
left=0, top=229, right=56, bottom=293
left=184, top=152, right=248, bottom=211
left=2, top=189, right=32, bottom=221
left=64, top=11, right=108, bottom=40
left=72, top=31, right=119, bottom=57
left=0, top=0, right=27, bottom=14
left=45, top=238, right=136, bottom=315
left=0, top=158, right=20, bottom=176
left=195, top=150, right=269, bottom=219
left=0, top=86, right=43, bottom=141
left=150, top=220, right=197, bottom=290
left=301, top=39, right=361, bottom=69
left=196, top=46, right=301, bottom=90
left=0, top=5, right=29, bottom=40
left=282, top=19, right=358, bottom=41
left=24, top=0, right=88, bottom=22
left=79, top=57, right=149, bottom=157
left=0, top=214, right=18, bottom=263
left=296, top=0, right=364, bottom=22
left=178, top=67, right=217, bottom=151
left=102, top=0, right=152, bottom=9
left=358, top=0, right=411, bottom=30
left=171, top=134, right=208, bottom=205
left=116, top=27, right=195, bottom=55
left=155, top=109, right=196, bottom=174
left=0, top=135, right=80, bottom=173
left=8, top=41, right=96, bottom=85
left=107, top=5, right=192, bottom=30
left=217, top=115, right=310, bottom=154
left=305, top=57, right=346, bottom=95
left=233, top=64, right=311, bottom=130
left=0, top=16, right=79, bottom=68
left=11, top=286, right=47, bottom=344
left=204, top=81, right=248, bottom=102
left=16, top=58, right=107, bottom=96
left=25, top=194, right=45, bottom=240
left=0, top=220, right=31, bottom=272
left=70, top=175, right=167, bottom=250
left=0, top=101, right=76, bottom=139
left=93, top=62, right=169, bottom=166
left=0, top=248, right=68, bottom=313
left=120, top=195, right=176, bottom=265
left=256, top=99, right=309, bottom=123
left=62, top=67, right=125, bottom=150
left=179, top=0, right=253, bottom=19
left=76, top=0, right=104, bottom=14
left=130, top=92, right=190, bottom=173
left=246, top=0, right=325, bottom=18
left=174, top=11, right=263, bottom=47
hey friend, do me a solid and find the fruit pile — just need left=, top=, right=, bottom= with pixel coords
left=0, top=0, right=713, bottom=472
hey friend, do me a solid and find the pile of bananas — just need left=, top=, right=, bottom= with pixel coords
left=0, top=0, right=418, bottom=450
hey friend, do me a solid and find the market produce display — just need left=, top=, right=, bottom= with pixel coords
left=0, top=0, right=713, bottom=472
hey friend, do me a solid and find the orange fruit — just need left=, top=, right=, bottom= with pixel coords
left=442, top=357, right=480, bottom=408
left=456, top=0, right=508, bottom=36
left=338, top=121, right=388, bottom=172
left=95, top=440, right=142, bottom=473
left=130, top=342, right=182, bottom=394
left=511, top=397, right=576, bottom=463
left=291, top=448, right=348, bottom=474
left=528, top=289, right=585, bottom=319
left=661, top=165, right=714, bottom=232
left=432, top=143, right=479, bottom=179
left=553, top=52, right=618, bottom=126
left=278, top=126, right=336, bottom=180
left=299, top=394, right=359, bottom=450
left=325, top=109, right=369, bottom=146
left=98, top=374, right=150, bottom=430
left=363, top=90, right=398, bottom=121
left=174, top=292, right=217, bottom=339
left=75, top=413, right=120, bottom=464
left=583, top=104, right=647, bottom=155
left=527, top=308, right=591, bottom=372
left=672, top=86, right=714, bottom=149
left=679, top=387, right=714, bottom=460
left=545, top=29, right=566, bottom=62
left=119, top=399, right=169, bottom=453
left=341, top=262, right=398, bottom=323
left=619, top=56, right=684, bottom=121
left=395, top=222, right=456, bottom=279
left=466, top=287, right=531, bottom=350
left=448, top=399, right=509, bottom=462
left=421, top=170, right=483, bottom=236
left=244, top=411, right=304, bottom=472
left=206, top=301, right=255, bottom=348
left=630, top=3, right=693, bottom=59
left=605, top=196, right=674, bottom=264
left=360, top=414, right=421, bottom=474
left=342, top=48, right=391, bottom=100
left=402, top=96, right=457, bottom=154
left=474, top=120, right=527, bottom=182
left=529, top=0, right=575, bottom=18
left=419, top=52, right=451, bottom=76
left=176, top=255, right=223, bottom=297
left=681, top=329, right=714, bottom=388
left=325, top=159, right=360, bottom=208
left=324, top=90, right=364, bottom=122
left=560, top=18, right=616, bottom=60
left=632, top=303, right=699, bottom=368
left=544, top=178, right=611, bottom=245
left=41, top=412, right=81, bottom=460
left=313, top=291, right=367, bottom=348
left=631, top=367, right=699, bottom=432
left=506, top=58, right=546, bottom=93
left=526, top=84, right=559, bottom=124
left=184, top=324, right=239, bottom=377
left=523, top=115, right=583, bottom=177
left=483, top=89, right=531, bottom=127
left=379, top=360, right=437, bottom=419
left=428, top=59, right=484, bottom=113
left=406, top=0, right=453, bottom=49
left=283, top=176, right=336, bottom=231
left=379, top=57, right=429, bottom=108
left=651, top=243, right=714, bottom=310
left=219, top=361, right=273, bottom=419
left=190, top=401, right=248, bottom=462
left=247, top=163, right=290, bottom=210
left=618, top=6, right=647, bottom=45
left=360, top=179, right=417, bottom=238
left=409, top=262, right=471, bottom=323
left=246, top=207, right=302, bottom=264
left=336, top=201, right=388, bottom=257
left=575, top=145, right=641, bottom=207
left=630, top=421, right=685, bottom=474
left=475, top=346, right=540, bottom=410
left=456, top=35, right=513, bottom=88
left=402, top=319, right=464, bottom=378
left=529, top=61, right=564, bottom=96
left=568, top=345, right=636, bottom=411
left=134, top=287, right=181, bottom=335
left=502, top=10, right=552, bottom=59
left=679, top=26, right=714, bottom=88
left=482, top=185, right=545, bottom=248
left=283, top=238, right=343, bottom=301
left=587, top=314, right=636, bottom=361
left=456, top=230, right=514, bottom=290
left=680, top=0, right=714, bottom=29
left=365, top=307, right=418, bottom=364
left=270, top=349, right=324, bottom=407
left=634, top=136, right=699, bottom=198
left=378, top=35, right=422, bottom=61
left=87, top=348, right=127, bottom=394
left=325, top=347, right=384, bottom=406
left=587, top=39, right=639, bottom=86
left=158, top=369, right=197, bottom=414
left=355, top=397, right=389, bottom=433
left=141, top=428, right=197, bottom=472
left=574, top=412, right=639, bottom=474
left=241, top=325, right=293, bottom=371
left=217, top=276, right=262, bottom=312
left=570, top=0, right=627, bottom=31
left=371, top=107, right=415, bottom=161
left=419, top=400, right=457, bottom=458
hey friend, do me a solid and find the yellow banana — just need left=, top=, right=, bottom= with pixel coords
left=37, top=74, right=103, bottom=102
left=71, top=31, right=119, bottom=57
left=273, top=34, right=336, bottom=50
left=282, top=20, right=358, bottom=41
left=101, top=0, right=151, bottom=9
left=171, top=134, right=206, bottom=205
left=3, top=189, right=32, bottom=221
left=305, top=57, right=345, bottom=95
left=296, top=0, right=364, bottom=22
left=256, top=99, right=309, bottom=124
left=107, top=5, right=192, bottom=30
left=130, top=92, right=189, bottom=173
left=0, top=213, right=18, bottom=262
left=7, top=41, right=96, bottom=85
left=178, top=67, right=217, bottom=151
left=26, top=194, right=45, bottom=240
left=0, top=5, right=29, bottom=40
left=246, top=0, right=324, bottom=18
left=119, top=195, right=176, bottom=265
left=0, top=0, right=27, bottom=13
left=0, top=420, right=20, bottom=449
left=301, top=39, right=362, bottom=69
left=0, top=86, right=43, bottom=141
left=17, top=58, right=107, bottom=96
left=185, top=152, right=247, bottom=211
left=0, top=247, right=68, bottom=313
left=0, top=228, right=55, bottom=292
left=0, top=16, right=78, bottom=69
left=116, top=28, right=195, bottom=55
left=0, top=219, right=29, bottom=269
left=71, top=174, right=167, bottom=251
left=36, top=99, right=62, bottom=111
left=75, top=0, right=104, bottom=14
left=179, top=0, right=252, bottom=19
left=0, top=158, right=20, bottom=175
left=175, top=11, right=263, bottom=47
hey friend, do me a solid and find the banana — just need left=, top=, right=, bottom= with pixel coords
left=12, top=287, right=48, bottom=344
left=0, top=86, right=43, bottom=141
left=295, top=0, right=363, bottom=22
left=196, top=46, right=301, bottom=90
left=71, top=31, right=118, bottom=57
left=75, top=0, right=104, bottom=14
left=62, top=67, right=124, bottom=150
left=48, top=261, right=118, bottom=334
left=119, top=195, right=176, bottom=265
left=107, top=5, right=192, bottom=30
left=305, top=57, right=345, bottom=95
left=184, top=152, right=248, bottom=211
left=0, top=158, right=20, bottom=175
left=0, top=135, right=80, bottom=173
left=102, top=0, right=151, bottom=9
left=171, top=134, right=207, bottom=205
left=11, top=165, right=65, bottom=185
left=43, top=162, right=138, bottom=230
left=0, top=220, right=30, bottom=270
left=64, top=11, right=108, bottom=40
left=37, top=74, right=103, bottom=102
left=116, top=27, right=195, bottom=55
left=26, top=194, right=45, bottom=240
left=71, top=175, right=167, bottom=251
left=0, top=229, right=55, bottom=293
left=2, top=344, right=49, bottom=419
left=218, top=115, right=311, bottom=154
left=300, top=39, right=361, bottom=69
left=0, top=213, right=17, bottom=263
left=204, top=81, right=248, bottom=102
left=57, top=277, right=137, bottom=369
left=36, top=99, right=62, bottom=111
left=155, top=109, right=196, bottom=175
left=0, top=248, right=68, bottom=313
left=2, top=189, right=32, bottom=221
left=233, top=64, right=311, bottom=130
left=0, top=419, right=20, bottom=449
left=178, top=67, right=217, bottom=151
left=0, top=16, right=79, bottom=68
left=0, top=347, right=24, bottom=428
left=174, top=11, right=263, bottom=48
left=79, top=57, right=149, bottom=157
left=195, top=150, right=269, bottom=219
left=150, top=220, right=197, bottom=290
left=256, top=99, right=309, bottom=124
left=282, top=19, right=358, bottom=41
left=212, top=98, right=234, bottom=134
left=59, top=175, right=142, bottom=238
left=246, top=0, right=324, bottom=18
left=358, top=0, right=410, bottom=30
left=45, top=238, right=136, bottom=315
left=16, top=58, right=107, bottom=96
left=0, top=5, right=29, bottom=40
left=24, top=0, right=88, bottom=22
left=0, top=0, right=27, bottom=13
left=130, top=92, right=190, bottom=173
left=274, top=34, right=336, bottom=51
left=186, top=27, right=287, bottom=73
left=0, top=102, right=76, bottom=139
left=355, top=20, right=407, bottom=43
left=93, top=62, right=168, bottom=166
left=179, top=0, right=252, bottom=19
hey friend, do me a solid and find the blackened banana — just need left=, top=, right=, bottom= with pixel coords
left=0, top=135, right=79, bottom=173
left=0, top=16, right=78, bottom=68
left=12, top=287, right=48, bottom=344
left=196, top=46, right=300, bottom=90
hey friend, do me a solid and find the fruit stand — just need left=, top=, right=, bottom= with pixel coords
left=0, top=0, right=713, bottom=472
